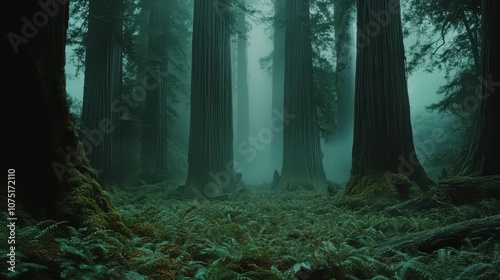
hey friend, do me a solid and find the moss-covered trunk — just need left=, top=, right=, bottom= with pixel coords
left=349, top=0, right=432, bottom=195
left=5, top=1, right=126, bottom=232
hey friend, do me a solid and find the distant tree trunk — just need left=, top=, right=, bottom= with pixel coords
left=271, top=0, right=286, bottom=171
left=460, top=0, right=500, bottom=176
left=82, top=0, right=123, bottom=185
left=349, top=0, right=432, bottom=192
left=334, top=0, right=355, bottom=139
left=142, top=0, right=169, bottom=180
left=236, top=3, right=250, bottom=165
left=277, top=0, right=327, bottom=191
left=184, top=0, right=236, bottom=198
left=5, top=1, right=126, bottom=232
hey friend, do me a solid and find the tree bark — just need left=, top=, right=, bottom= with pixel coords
left=384, top=176, right=500, bottom=212
left=350, top=0, right=432, bottom=190
left=277, top=0, right=327, bottom=191
left=271, top=0, right=286, bottom=171
left=437, top=175, right=500, bottom=204
left=236, top=2, right=250, bottom=166
left=82, top=0, right=123, bottom=185
left=460, top=0, right=500, bottom=176
left=184, top=0, right=236, bottom=198
left=375, top=214, right=500, bottom=255
left=5, top=0, right=126, bottom=232
left=142, top=0, right=169, bottom=180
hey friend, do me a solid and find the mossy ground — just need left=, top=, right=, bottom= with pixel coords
left=337, top=171, right=422, bottom=208
left=1, top=184, right=499, bottom=279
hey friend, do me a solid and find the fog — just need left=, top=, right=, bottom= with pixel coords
left=65, top=0, right=450, bottom=186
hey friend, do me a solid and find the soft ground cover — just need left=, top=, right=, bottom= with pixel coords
left=1, top=183, right=499, bottom=279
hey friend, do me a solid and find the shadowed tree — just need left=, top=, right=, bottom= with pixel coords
left=81, top=0, right=123, bottom=185
left=236, top=1, right=250, bottom=166
left=5, top=1, right=126, bottom=231
left=460, top=0, right=500, bottom=176
left=343, top=0, right=433, bottom=203
left=334, top=0, right=355, bottom=139
left=276, top=0, right=327, bottom=191
left=184, top=0, right=237, bottom=198
left=142, top=0, right=169, bottom=180
left=270, top=0, right=286, bottom=171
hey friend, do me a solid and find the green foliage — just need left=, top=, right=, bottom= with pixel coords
left=411, top=113, right=472, bottom=178
left=403, top=0, right=481, bottom=136
left=5, top=185, right=499, bottom=279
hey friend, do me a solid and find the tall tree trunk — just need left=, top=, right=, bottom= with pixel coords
left=334, top=0, right=355, bottom=139
left=82, top=0, right=123, bottom=185
left=5, top=0, right=126, bottom=232
left=277, top=0, right=327, bottom=191
left=350, top=0, right=432, bottom=191
left=184, top=0, right=236, bottom=198
left=271, top=0, right=286, bottom=171
left=236, top=3, right=250, bottom=166
left=460, top=0, right=500, bottom=176
left=142, top=0, right=169, bottom=180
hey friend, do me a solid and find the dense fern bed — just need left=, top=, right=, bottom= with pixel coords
left=2, top=183, right=499, bottom=279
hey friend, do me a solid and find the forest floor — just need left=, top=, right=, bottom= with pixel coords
left=2, top=183, right=499, bottom=280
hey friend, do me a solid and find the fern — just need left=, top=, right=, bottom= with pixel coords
left=395, top=260, right=434, bottom=280
left=456, top=263, right=495, bottom=280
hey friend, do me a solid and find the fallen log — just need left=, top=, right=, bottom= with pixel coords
left=383, top=176, right=500, bottom=213
left=375, top=214, right=500, bottom=255
left=437, top=175, right=500, bottom=205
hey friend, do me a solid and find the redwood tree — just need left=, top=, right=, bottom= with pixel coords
left=184, top=0, right=236, bottom=198
left=349, top=0, right=432, bottom=190
left=236, top=2, right=250, bottom=165
left=81, top=0, right=123, bottom=185
left=460, top=0, right=500, bottom=176
left=271, top=0, right=286, bottom=171
left=142, top=0, right=169, bottom=179
left=5, top=0, right=125, bottom=231
left=276, top=0, right=327, bottom=191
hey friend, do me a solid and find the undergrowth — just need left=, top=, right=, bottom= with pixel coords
left=1, top=184, right=499, bottom=279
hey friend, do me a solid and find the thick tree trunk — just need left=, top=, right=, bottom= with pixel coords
left=277, top=0, right=327, bottom=191
left=5, top=1, right=126, bottom=232
left=184, top=0, right=236, bottom=198
left=271, top=0, right=286, bottom=171
left=142, top=0, right=169, bottom=180
left=82, top=0, right=123, bottom=185
left=350, top=0, right=432, bottom=191
left=334, top=0, right=355, bottom=139
left=236, top=3, right=250, bottom=166
left=460, top=0, right=500, bottom=176
left=375, top=214, right=500, bottom=255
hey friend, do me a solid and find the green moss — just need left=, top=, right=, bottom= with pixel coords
left=336, top=170, right=421, bottom=208
left=57, top=168, right=129, bottom=235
